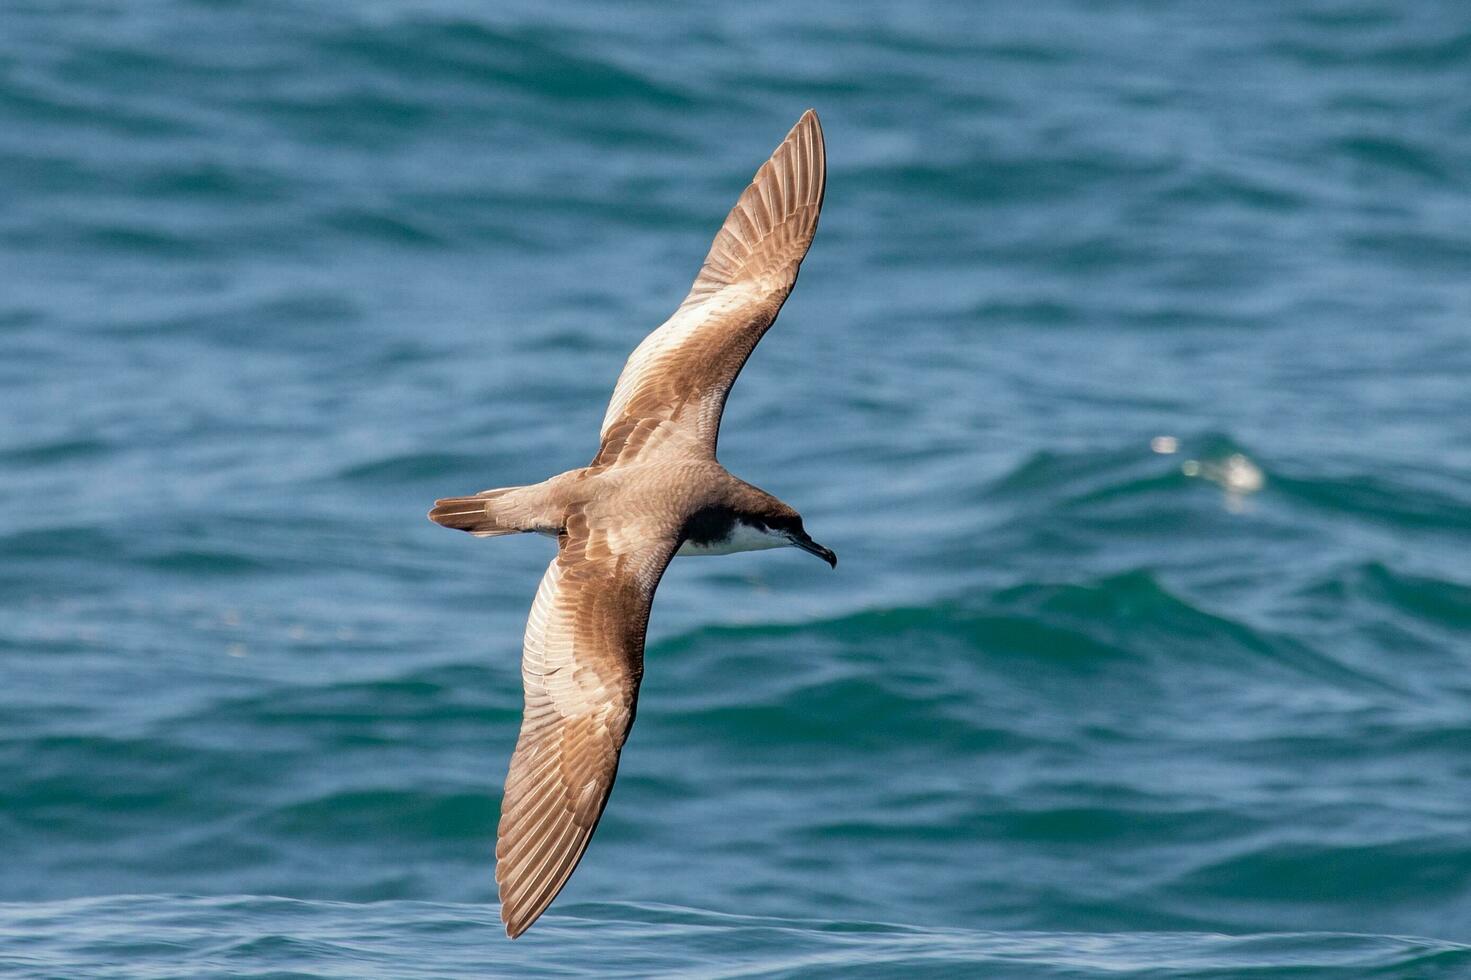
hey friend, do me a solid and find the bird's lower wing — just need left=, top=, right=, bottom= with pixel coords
left=496, top=516, right=676, bottom=938
left=593, top=110, right=825, bottom=467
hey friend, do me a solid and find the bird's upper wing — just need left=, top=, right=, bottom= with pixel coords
left=495, top=505, right=676, bottom=938
left=593, top=110, right=825, bottom=467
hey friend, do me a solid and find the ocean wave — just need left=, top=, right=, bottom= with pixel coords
left=1273, top=470, right=1471, bottom=535
left=335, top=450, right=496, bottom=485
left=1297, top=561, right=1471, bottom=632
left=644, top=565, right=1400, bottom=753
left=0, top=895, right=1464, bottom=979
left=252, top=788, right=494, bottom=843
left=0, top=436, right=109, bottom=466
left=319, top=19, right=700, bottom=108
left=1269, top=29, right=1471, bottom=70
left=982, top=435, right=1471, bottom=555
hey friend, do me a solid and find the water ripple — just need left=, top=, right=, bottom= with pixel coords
left=0, top=895, right=1466, bottom=979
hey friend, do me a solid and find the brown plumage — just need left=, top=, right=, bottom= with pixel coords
left=428, top=110, right=835, bottom=938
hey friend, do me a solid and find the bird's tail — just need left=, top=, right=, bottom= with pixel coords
left=428, top=486, right=544, bottom=538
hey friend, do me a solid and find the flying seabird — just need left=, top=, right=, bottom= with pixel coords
left=428, top=110, right=833, bottom=938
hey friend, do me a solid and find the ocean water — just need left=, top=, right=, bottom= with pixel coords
left=2, top=1, right=1470, bottom=976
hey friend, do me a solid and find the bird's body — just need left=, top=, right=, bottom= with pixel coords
left=428, top=110, right=833, bottom=938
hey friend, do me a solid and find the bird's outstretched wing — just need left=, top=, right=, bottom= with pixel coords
left=594, top=110, right=825, bottom=467
left=495, top=505, right=676, bottom=938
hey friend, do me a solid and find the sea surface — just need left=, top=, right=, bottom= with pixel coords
left=2, top=1, right=1470, bottom=977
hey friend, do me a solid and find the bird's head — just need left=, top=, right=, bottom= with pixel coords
left=750, top=510, right=837, bottom=569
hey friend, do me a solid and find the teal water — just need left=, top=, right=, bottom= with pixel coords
left=3, top=1, right=1470, bottom=977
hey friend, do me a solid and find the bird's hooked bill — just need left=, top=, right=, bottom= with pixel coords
left=791, top=533, right=837, bottom=568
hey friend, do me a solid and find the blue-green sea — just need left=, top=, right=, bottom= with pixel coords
left=3, top=1, right=1470, bottom=977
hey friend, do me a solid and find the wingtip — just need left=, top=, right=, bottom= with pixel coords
left=500, top=901, right=526, bottom=939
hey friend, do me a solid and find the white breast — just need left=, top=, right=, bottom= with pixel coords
left=676, top=522, right=788, bottom=557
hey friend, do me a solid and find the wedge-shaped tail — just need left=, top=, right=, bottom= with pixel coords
left=429, top=487, right=549, bottom=538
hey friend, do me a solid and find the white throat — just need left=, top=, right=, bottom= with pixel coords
left=676, top=522, right=789, bottom=557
